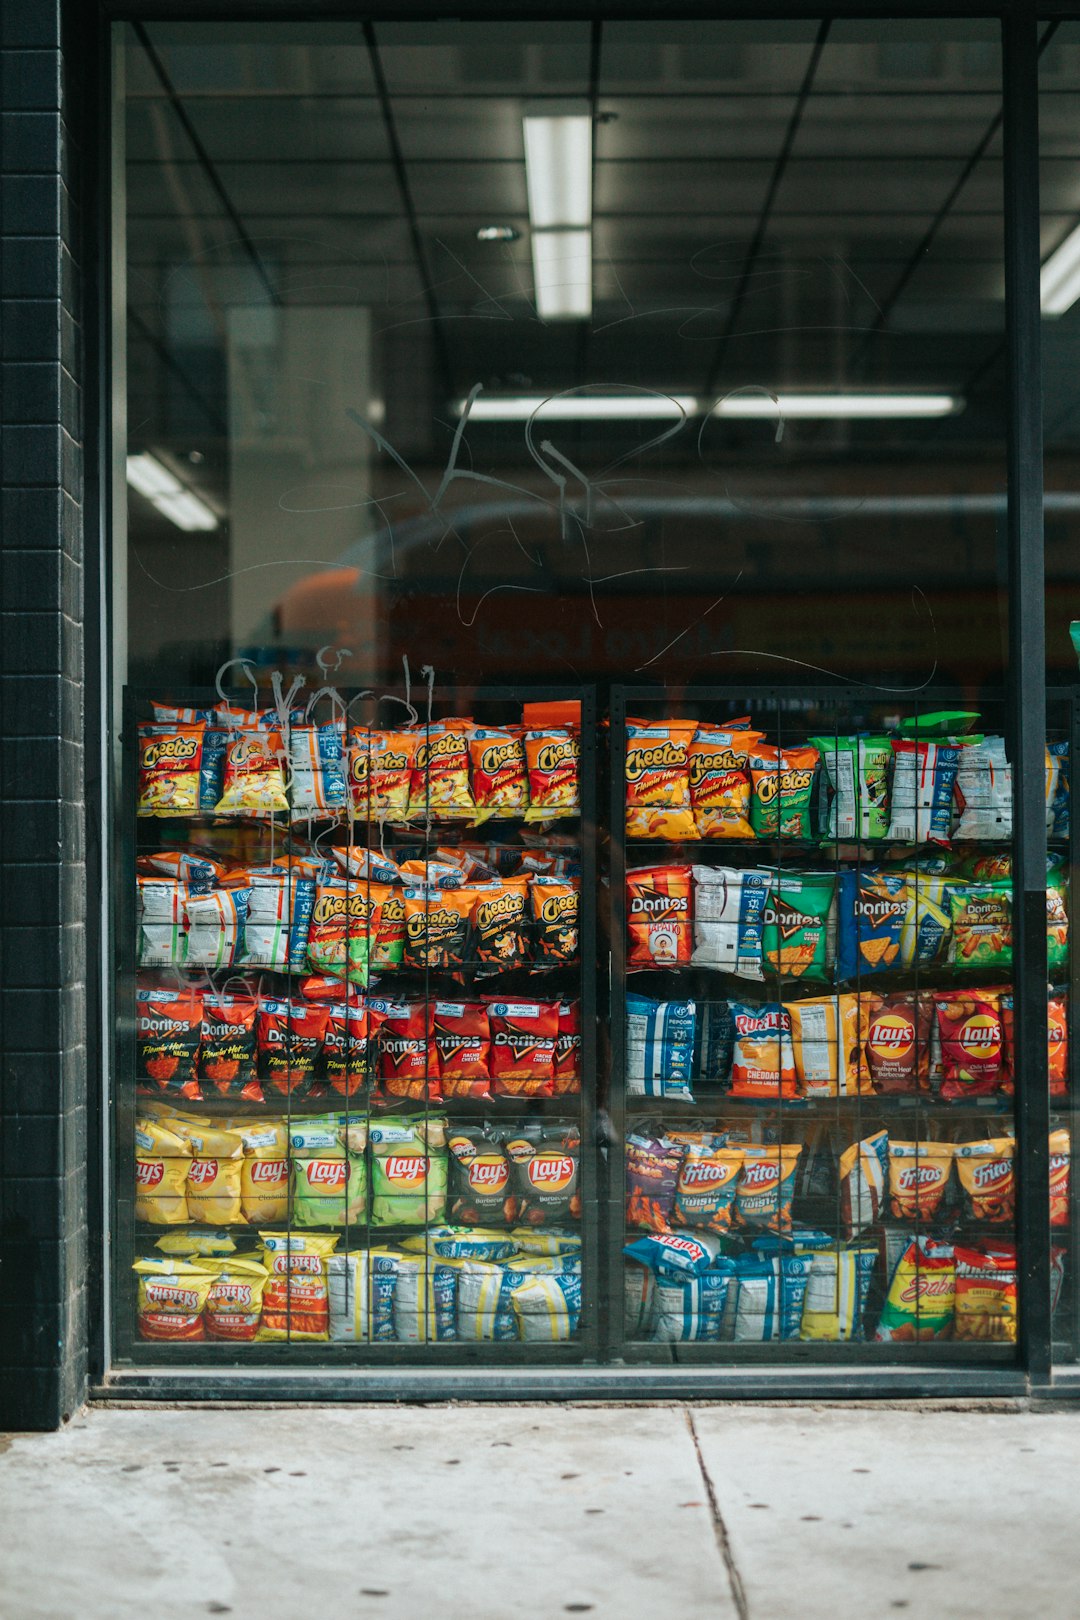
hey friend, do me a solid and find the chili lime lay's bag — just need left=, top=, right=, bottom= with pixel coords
left=812, top=735, right=891, bottom=842
left=257, top=1232, right=340, bottom=1342
left=137, top=723, right=205, bottom=817
left=875, top=1236, right=955, bottom=1342
left=689, top=725, right=762, bottom=839
left=887, top=1140, right=955, bottom=1222
left=886, top=739, right=961, bottom=846
left=839, top=1130, right=889, bottom=1237
left=524, top=728, right=579, bottom=819
left=729, top=1002, right=797, bottom=1100
left=470, top=726, right=529, bottom=820
left=762, top=872, right=834, bottom=982
left=734, top=1143, right=803, bottom=1230
left=625, top=719, right=698, bottom=841
left=1048, top=991, right=1069, bottom=1098
left=369, top=1116, right=448, bottom=1227
left=933, top=991, right=1004, bottom=1099
left=134, top=1258, right=213, bottom=1340
left=673, top=1143, right=743, bottom=1233
left=788, top=993, right=868, bottom=1098
left=837, top=870, right=906, bottom=980
left=954, top=1244, right=1017, bottom=1342
left=627, top=865, right=692, bottom=969
left=955, top=1139, right=1015, bottom=1225
left=748, top=744, right=819, bottom=840
left=949, top=881, right=1012, bottom=972
left=690, top=865, right=768, bottom=978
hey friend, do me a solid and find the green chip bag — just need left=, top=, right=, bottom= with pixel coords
left=749, top=745, right=819, bottom=840
left=762, top=871, right=835, bottom=982
left=811, top=735, right=891, bottom=842
left=1048, top=877, right=1069, bottom=976
left=949, top=881, right=1012, bottom=972
left=369, top=1116, right=448, bottom=1227
left=290, top=1116, right=368, bottom=1227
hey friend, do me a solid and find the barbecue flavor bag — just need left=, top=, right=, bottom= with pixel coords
left=504, top=1126, right=581, bottom=1225
left=447, top=1128, right=514, bottom=1225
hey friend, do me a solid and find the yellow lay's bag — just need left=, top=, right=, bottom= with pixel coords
left=134, top=1116, right=192, bottom=1224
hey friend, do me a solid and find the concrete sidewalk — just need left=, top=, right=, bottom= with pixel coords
left=1, top=1403, right=1077, bottom=1620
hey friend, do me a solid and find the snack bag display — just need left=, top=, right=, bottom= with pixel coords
left=471, top=878, right=530, bottom=972
left=137, top=723, right=205, bottom=818
left=865, top=992, right=932, bottom=1094
left=137, top=878, right=188, bottom=968
left=1050, top=1128, right=1070, bottom=1227
left=626, top=993, right=696, bottom=1102
left=748, top=744, right=819, bottom=840
left=762, top=871, right=834, bottom=982
left=734, top=1144, right=803, bottom=1230
left=673, top=1142, right=744, bottom=1233
left=407, top=719, right=475, bottom=821
left=487, top=999, right=559, bottom=1099
left=369, top=1116, right=448, bottom=1227
left=323, top=999, right=384, bottom=1098
left=728, top=1002, right=797, bottom=1100
left=134, top=1116, right=192, bottom=1224
left=627, top=865, right=692, bottom=969
left=505, top=1126, right=581, bottom=1225
left=887, top=1140, right=955, bottom=1222
left=236, top=1119, right=289, bottom=1224
left=202, top=1257, right=269, bottom=1343
left=289, top=723, right=348, bottom=819
left=215, top=727, right=290, bottom=817
left=257, top=1232, right=340, bottom=1341
left=949, top=882, right=1012, bottom=972
left=625, top=1133, right=685, bottom=1232
left=448, top=1129, right=514, bottom=1225
left=290, top=1117, right=368, bottom=1227
left=624, top=719, right=698, bottom=840
left=953, top=737, right=1013, bottom=841
left=136, top=986, right=203, bottom=1096
left=256, top=997, right=330, bottom=1097
left=369, top=998, right=437, bottom=1102
left=530, top=875, right=579, bottom=965
left=811, top=735, right=891, bottom=841
left=470, top=726, right=529, bottom=819
left=788, top=994, right=868, bottom=1098
left=798, top=1247, right=878, bottom=1341
left=134, top=1258, right=213, bottom=1340
left=886, top=739, right=961, bottom=845
left=690, top=865, right=769, bottom=978
left=688, top=725, right=762, bottom=839
left=955, top=1139, right=1015, bottom=1225
left=523, top=728, right=579, bottom=818
left=554, top=1000, right=582, bottom=1095
left=875, top=1236, right=955, bottom=1341
left=953, top=1244, right=1017, bottom=1342
left=306, top=879, right=377, bottom=986
left=402, top=885, right=474, bottom=973
left=839, top=1130, right=889, bottom=1237
left=933, top=991, right=1004, bottom=1099
left=624, top=1228, right=729, bottom=1280
left=433, top=1001, right=491, bottom=1100
left=198, top=993, right=259, bottom=1099
left=836, top=870, right=906, bottom=981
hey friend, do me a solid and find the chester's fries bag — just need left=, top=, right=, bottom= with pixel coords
left=836, top=870, right=906, bottom=981
left=215, top=727, right=290, bottom=817
left=627, top=865, right=692, bottom=969
left=306, top=880, right=377, bottom=986
left=469, top=726, right=529, bottom=819
left=134, top=1116, right=192, bottom=1224
left=202, top=1256, right=269, bottom=1343
left=865, top=991, right=933, bottom=1094
left=955, top=1139, right=1015, bottom=1225
left=407, top=719, right=475, bottom=820
left=673, top=1143, right=744, bottom=1233
left=887, top=1140, right=955, bottom=1222
left=290, top=1117, right=368, bottom=1227
left=348, top=728, right=417, bottom=822
left=236, top=1119, right=289, bottom=1224
left=788, top=993, right=868, bottom=1098
left=369, top=1116, right=448, bottom=1227
left=137, top=986, right=203, bottom=1096
left=933, top=991, right=1004, bottom=1099
left=256, top=997, right=329, bottom=1097
left=524, top=727, right=579, bottom=819
left=839, top=1130, right=889, bottom=1237
left=688, top=725, right=762, bottom=839
left=953, top=1244, right=1017, bottom=1342
left=748, top=744, right=819, bottom=840
left=729, top=1002, right=797, bottom=1100
left=811, top=734, right=891, bottom=842
left=626, top=993, right=695, bottom=1102
left=448, top=1128, right=514, bottom=1225
left=134, top=1258, right=213, bottom=1340
left=199, top=992, right=259, bottom=1099
left=487, top=999, right=560, bottom=1099
left=257, top=1232, right=340, bottom=1341
left=762, top=872, right=834, bottom=982
left=530, top=875, right=579, bottom=965
left=875, top=1236, right=955, bottom=1341
left=624, top=719, right=698, bottom=841
left=402, top=884, right=473, bottom=973
left=369, top=997, right=437, bottom=1102
left=137, top=723, right=205, bottom=817
left=625, top=1133, right=685, bottom=1232
left=1050, top=1128, right=1070, bottom=1227
left=799, top=1247, right=878, bottom=1341
left=690, top=865, right=768, bottom=978
left=886, top=739, right=961, bottom=845
left=471, top=878, right=530, bottom=972
left=289, top=722, right=348, bottom=818
left=949, top=881, right=1012, bottom=972
left=735, top=1144, right=803, bottom=1230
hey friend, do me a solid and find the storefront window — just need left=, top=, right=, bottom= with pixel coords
left=117, top=18, right=1028, bottom=1371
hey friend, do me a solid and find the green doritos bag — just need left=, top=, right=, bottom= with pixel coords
left=762, top=872, right=835, bottom=982
left=1047, top=877, right=1069, bottom=977
left=369, top=1115, right=448, bottom=1227
left=949, top=881, right=1012, bottom=973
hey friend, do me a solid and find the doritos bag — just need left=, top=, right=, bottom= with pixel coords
left=487, top=999, right=560, bottom=1099
left=348, top=728, right=418, bottom=824
left=215, top=727, right=290, bottom=817
left=689, top=725, right=761, bottom=839
left=953, top=1244, right=1017, bottom=1343
left=306, top=879, right=378, bottom=986
left=407, top=719, right=475, bottom=821
left=402, top=885, right=474, bottom=974
left=137, top=723, right=205, bottom=818
left=673, top=1142, right=743, bottom=1234
left=624, top=719, right=698, bottom=841
left=369, top=997, right=438, bottom=1102
left=788, top=994, right=868, bottom=1098
left=530, top=875, right=579, bottom=965
left=626, top=865, right=692, bottom=969
left=887, top=1140, right=955, bottom=1222
left=471, top=878, right=530, bottom=972
left=690, top=865, right=768, bottom=978
left=137, top=986, right=203, bottom=1097
left=433, top=1000, right=491, bottom=1100
left=448, top=1128, right=514, bottom=1225
left=865, top=991, right=933, bottom=1095
left=836, top=870, right=906, bottom=980
left=134, top=1258, right=212, bottom=1340
left=748, top=744, right=819, bottom=840
left=728, top=1002, right=797, bottom=1100
left=875, top=1236, right=955, bottom=1341
left=470, top=726, right=528, bottom=819
left=955, top=1139, right=1015, bottom=1225
left=933, top=991, right=1004, bottom=1099
left=257, top=1232, right=339, bottom=1341
left=323, top=999, right=384, bottom=1098
left=523, top=728, right=579, bottom=819
left=949, top=882, right=1012, bottom=972
left=134, top=1116, right=191, bottom=1224
left=198, top=992, right=258, bottom=1099
left=734, top=1144, right=803, bottom=1230
left=505, top=1126, right=581, bottom=1226
left=762, top=871, right=834, bottom=982
left=256, top=997, right=330, bottom=1097
left=554, top=1000, right=582, bottom=1096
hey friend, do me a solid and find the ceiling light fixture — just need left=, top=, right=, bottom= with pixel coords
left=523, top=100, right=592, bottom=321
left=453, top=391, right=961, bottom=422
left=1041, top=223, right=1080, bottom=316
left=127, top=452, right=219, bottom=531
left=476, top=224, right=520, bottom=242
left=712, top=392, right=962, bottom=419
left=453, top=392, right=698, bottom=422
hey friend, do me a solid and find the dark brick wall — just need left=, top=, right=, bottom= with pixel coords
left=0, top=0, right=89, bottom=1429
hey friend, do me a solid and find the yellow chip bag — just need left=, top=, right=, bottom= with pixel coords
left=133, top=1257, right=213, bottom=1340
left=788, top=994, right=869, bottom=1098
left=257, top=1232, right=339, bottom=1341
left=407, top=719, right=476, bottom=820
left=625, top=719, right=698, bottom=841
left=136, top=723, right=205, bottom=818
left=215, top=728, right=290, bottom=817
left=134, top=1117, right=192, bottom=1224
left=201, top=1256, right=270, bottom=1343
left=887, top=1140, right=955, bottom=1222
left=163, top=1118, right=245, bottom=1225
left=155, top=1230, right=236, bottom=1257
left=234, top=1119, right=290, bottom=1224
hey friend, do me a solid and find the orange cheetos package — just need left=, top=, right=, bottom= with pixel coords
left=625, top=719, right=698, bottom=841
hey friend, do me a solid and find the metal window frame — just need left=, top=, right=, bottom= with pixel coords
left=87, top=2, right=1066, bottom=1402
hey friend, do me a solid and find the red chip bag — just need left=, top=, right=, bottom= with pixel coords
left=933, top=991, right=1004, bottom=1100
left=1050, top=1129, right=1070, bottom=1227
left=198, top=992, right=260, bottom=1101
left=256, top=998, right=330, bottom=1097
left=348, top=728, right=418, bottom=823
left=137, top=986, right=203, bottom=1097
left=469, top=726, right=528, bottom=818
left=370, top=998, right=439, bottom=1102
left=554, top=1000, right=582, bottom=1096
left=433, top=1001, right=492, bottom=1100
left=864, top=991, right=933, bottom=1095
left=323, top=999, right=385, bottom=1098
left=486, top=999, right=559, bottom=1098
left=1049, top=993, right=1068, bottom=1099
left=626, top=865, right=692, bottom=969
left=523, top=728, right=579, bottom=818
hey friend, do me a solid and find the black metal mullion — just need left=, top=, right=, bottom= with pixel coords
left=1003, top=12, right=1051, bottom=1388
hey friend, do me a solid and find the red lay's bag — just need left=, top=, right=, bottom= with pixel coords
left=256, top=998, right=330, bottom=1098
left=433, top=1001, right=492, bottom=1100
left=554, top=1000, right=582, bottom=1096
left=626, top=865, right=692, bottom=969
left=486, top=999, right=559, bottom=1098
left=932, top=991, right=1004, bottom=1100
left=369, top=998, right=438, bottom=1102
left=865, top=991, right=932, bottom=1096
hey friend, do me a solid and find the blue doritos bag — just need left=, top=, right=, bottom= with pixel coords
left=837, top=869, right=906, bottom=981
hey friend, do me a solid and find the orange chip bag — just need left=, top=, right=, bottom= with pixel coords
left=257, top=1232, right=339, bottom=1342
left=729, top=1002, right=798, bottom=1100
left=215, top=728, right=289, bottom=817
left=954, top=1244, right=1017, bottom=1343
left=349, top=728, right=418, bottom=823
left=788, top=993, right=869, bottom=1098
left=470, top=726, right=528, bottom=819
left=403, top=884, right=475, bottom=973
left=408, top=719, right=475, bottom=820
left=137, top=723, right=205, bottom=818
left=625, top=719, right=698, bottom=841
left=689, top=725, right=763, bottom=839
left=370, top=882, right=405, bottom=972
left=530, top=875, right=579, bottom=965
left=1050, top=1128, right=1070, bottom=1227
left=1049, top=992, right=1068, bottom=1098
left=955, top=1138, right=1015, bottom=1225
left=524, top=728, right=579, bottom=819
left=626, top=865, right=692, bottom=969
left=887, top=1140, right=955, bottom=1222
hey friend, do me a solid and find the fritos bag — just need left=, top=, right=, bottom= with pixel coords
left=348, top=728, right=417, bottom=823
left=625, top=1133, right=685, bottom=1233
left=137, top=723, right=205, bottom=817
left=402, top=884, right=474, bottom=973
left=434, top=1001, right=491, bottom=1100
left=257, top=1232, right=339, bottom=1341
left=875, top=1236, right=955, bottom=1342
left=407, top=719, right=475, bottom=820
left=215, top=727, right=290, bottom=817
left=1050, top=1128, right=1070, bottom=1227
left=505, top=1126, right=581, bottom=1225
left=134, top=1258, right=212, bottom=1340
left=137, top=986, right=203, bottom=1096
left=955, top=1139, right=1015, bottom=1225
left=199, top=992, right=258, bottom=1099
left=471, top=878, right=530, bottom=972
left=235, top=1119, right=289, bottom=1224
left=448, top=1128, right=514, bottom=1225
left=134, top=1116, right=192, bottom=1224
left=625, top=719, right=698, bottom=841
left=729, top=1002, right=797, bottom=1101
left=887, top=1140, right=955, bottom=1222
left=202, top=1257, right=269, bottom=1343
left=933, top=991, right=1004, bottom=1099
left=673, top=1143, right=743, bottom=1234
left=689, top=725, right=761, bottom=839
left=734, top=1144, right=803, bottom=1230
left=369, top=997, right=438, bottom=1102
left=865, top=991, right=932, bottom=1095
left=256, top=997, right=330, bottom=1097
left=524, top=728, right=579, bottom=819
left=748, top=744, right=819, bottom=840
left=953, top=1244, right=1017, bottom=1342
left=626, top=865, right=692, bottom=969
left=762, top=871, right=834, bottom=982
left=470, top=726, right=528, bottom=819
left=530, top=874, right=579, bottom=965
left=690, top=865, right=768, bottom=979
left=788, top=994, right=868, bottom=1098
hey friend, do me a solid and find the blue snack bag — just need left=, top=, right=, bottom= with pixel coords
left=837, top=869, right=907, bottom=981
left=624, top=1230, right=727, bottom=1280
left=653, top=1261, right=736, bottom=1343
left=626, top=993, right=696, bottom=1102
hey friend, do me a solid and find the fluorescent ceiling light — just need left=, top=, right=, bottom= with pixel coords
left=523, top=102, right=592, bottom=229
left=530, top=229, right=593, bottom=322
left=712, top=393, right=961, bottom=420
left=127, top=452, right=219, bottom=531
left=453, top=392, right=697, bottom=422
left=1041, top=223, right=1080, bottom=316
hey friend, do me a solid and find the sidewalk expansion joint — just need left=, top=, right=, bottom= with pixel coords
left=686, top=1409, right=749, bottom=1620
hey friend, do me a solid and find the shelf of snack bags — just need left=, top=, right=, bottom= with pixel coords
left=1048, top=693, right=1080, bottom=1366
left=117, top=685, right=599, bottom=1363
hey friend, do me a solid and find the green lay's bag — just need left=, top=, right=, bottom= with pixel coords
left=811, top=735, right=891, bottom=842
left=369, top=1115, right=448, bottom=1227
left=762, top=871, right=835, bottom=982
left=289, top=1116, right=368, bottom=1227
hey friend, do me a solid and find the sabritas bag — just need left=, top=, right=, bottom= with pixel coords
left=624, top=719, right=698, bottom=841
left=875, top=1237, right=955, bottom=1342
